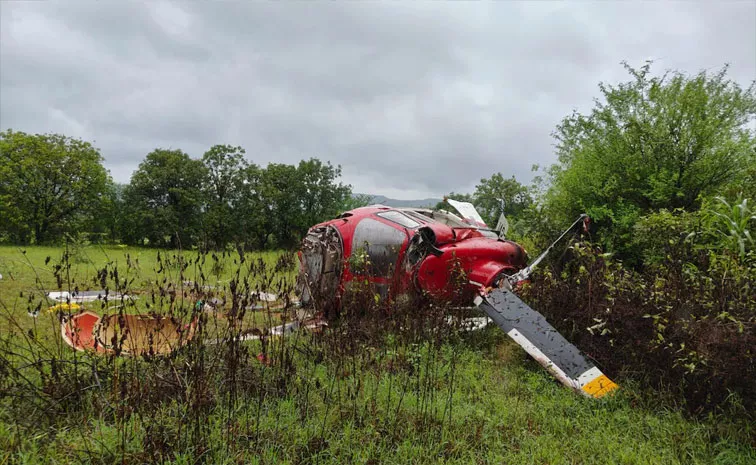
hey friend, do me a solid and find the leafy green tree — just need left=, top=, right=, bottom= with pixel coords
left=87, top=181, right=123, bottom=244
left=295, top=158, right=352, bottom=235
left=545, top=62, right=756, bottom=256
left=236, top=164, right=267, bottom=248
left=473, top=173, right=533, bottom=226
left=201, top=144, right=250, bottom=249
left=0, top=130, right=111, bottom=244
left=228, top=158, right=354, bottom=250
left=723, top=147, right=756, bottom=201
left=340, top=193, right=373, bottom=212
left=239, top=158, right=353, bottom=249
left=435, top=174, right=532, bottom=230
left=255, top=163, right=300, bottom=248
left=121, top=149, right=207, bottom=248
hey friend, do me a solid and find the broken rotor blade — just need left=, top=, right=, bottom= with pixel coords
left=474, top=288, right=618, bottom=399
left=508, top=214, right=588, bottom=284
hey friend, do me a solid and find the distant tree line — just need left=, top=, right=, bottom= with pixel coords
left=3, top=62, right=753, bottom=258
left=0, top=133, right=363, bottom=249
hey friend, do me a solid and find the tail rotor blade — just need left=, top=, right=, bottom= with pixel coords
left=475, top=288, right=618, bottom=399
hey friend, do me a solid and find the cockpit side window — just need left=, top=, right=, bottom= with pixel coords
left=351, top=218, right=407, bottom=277
left=402, top=210, right=435, bottom=224
left=376, top=211, right=421, bottom=229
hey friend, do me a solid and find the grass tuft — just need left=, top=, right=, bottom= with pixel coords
left=0, top=245, right=754, bottom=464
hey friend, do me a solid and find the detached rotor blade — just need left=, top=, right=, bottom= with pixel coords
left=474, top=288, right=618, bottom=399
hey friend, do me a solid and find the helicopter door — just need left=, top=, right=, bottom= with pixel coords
left=350, top=218, right=408, bottom=278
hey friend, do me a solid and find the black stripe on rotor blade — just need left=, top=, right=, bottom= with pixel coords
left=477, top=289, right=594, bottom=380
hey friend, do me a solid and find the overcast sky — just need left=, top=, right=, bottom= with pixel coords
left=1, top=1, right=754, bottom=199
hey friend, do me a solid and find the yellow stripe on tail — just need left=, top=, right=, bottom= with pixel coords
left=580, top=374, right=619, bottom=398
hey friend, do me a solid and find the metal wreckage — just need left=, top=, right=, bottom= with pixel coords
left=55, top=198, right=618, bottom=399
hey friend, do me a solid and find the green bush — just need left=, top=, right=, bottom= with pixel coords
left=522, top=239, right=755, bottom=417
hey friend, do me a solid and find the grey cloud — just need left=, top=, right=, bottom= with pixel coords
left=1, top=1, right=754, bottom=198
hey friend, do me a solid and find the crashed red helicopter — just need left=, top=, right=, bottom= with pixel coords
left=55, top=197, right=617, bottom=399
left=295, top=198, right=618, bottom=399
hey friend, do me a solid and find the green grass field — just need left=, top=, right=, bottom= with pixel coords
left=0, top=245, right=294, bottom=335
left=1, top=246, right=754, bottom=464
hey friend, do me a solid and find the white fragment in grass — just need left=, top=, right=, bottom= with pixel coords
left=47, top=290, right=130, bottom=303
left=251, top=292, right=278, bottom=302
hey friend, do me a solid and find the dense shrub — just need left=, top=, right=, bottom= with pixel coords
left=522, top=238, right=755, bottom=417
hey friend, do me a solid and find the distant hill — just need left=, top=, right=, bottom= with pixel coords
left=356, top=194, right=442, bottom=209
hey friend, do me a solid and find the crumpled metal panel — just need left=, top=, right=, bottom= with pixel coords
left=296, top=225, right=343, bottom=312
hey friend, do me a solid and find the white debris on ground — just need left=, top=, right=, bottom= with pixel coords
left=445, top=315, right=492, bottom=331
left=47, top=290, right=130, bottom=303
left=251, top=291, right=278, bottom=302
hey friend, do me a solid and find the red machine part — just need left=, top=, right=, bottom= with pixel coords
left=416, top=236, right=526, bottom=302
left=305, top=206, right=528, bottom=308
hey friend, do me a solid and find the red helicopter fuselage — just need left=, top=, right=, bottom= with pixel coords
left=296, top=204, right=528, bottom=314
